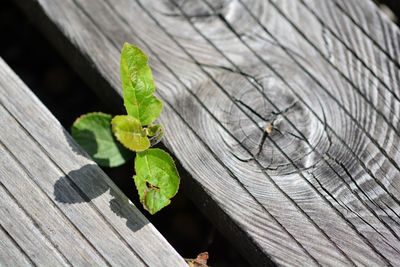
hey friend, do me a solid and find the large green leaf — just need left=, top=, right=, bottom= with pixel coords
left=111, top=115, right=150, bottom=152
left=71, top=112, right=132, bottom=167
left=120, top=43, right=163, bottom=125
left=134, top=148, right=180, bottom=214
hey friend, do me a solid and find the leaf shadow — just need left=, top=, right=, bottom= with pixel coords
left=54, top=164, right=147, bottom=232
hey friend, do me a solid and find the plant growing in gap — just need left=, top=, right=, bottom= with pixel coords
left=71, top=43, right=179, bottom=214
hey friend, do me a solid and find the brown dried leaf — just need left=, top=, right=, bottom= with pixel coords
left=186, top=252, right=209, bottom=267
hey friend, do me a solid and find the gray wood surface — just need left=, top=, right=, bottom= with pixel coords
left=0, top=58, right=186, bottom=266
left=15, top=0, right=400, bottom=266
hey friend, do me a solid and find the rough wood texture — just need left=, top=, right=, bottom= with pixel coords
left=16, top=0, right=400, bottom=266
left=0, top=58, right=186, bottom=266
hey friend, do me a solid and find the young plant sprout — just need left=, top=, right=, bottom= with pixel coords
left=71, top=43, right=180, bottom=214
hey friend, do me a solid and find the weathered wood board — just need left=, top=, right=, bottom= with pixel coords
left=0, top=58, right=186, bottom=266
left=16, top=0, right=400, bottom=265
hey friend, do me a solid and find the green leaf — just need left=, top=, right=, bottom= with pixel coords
left=134, top=148, right=180, bottom=214
left=120, top=43, right=163, bottom=125
left=146, top=124, right=164, bottom=146
left=71, top=112, right=132, bottom=167
left=111, top=115, right=150, bottom=152
left=146, top=124, right=162, bottom=136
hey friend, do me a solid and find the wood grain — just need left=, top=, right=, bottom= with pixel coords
left=0, top=58, right=186, bottom=266
left=0, top=224, right=35, bottom=267
left=15, top=0, right=400, bottom=265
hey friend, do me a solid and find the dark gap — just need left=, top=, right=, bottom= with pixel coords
left=0, top=1, right=249, bottom=266
left=374, top=0, right=400, bottom=25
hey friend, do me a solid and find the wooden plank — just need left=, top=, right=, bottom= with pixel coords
left=0, top=225, right=35, bottom=267
left=0, top=58, right=186, bottom=266
left=15, top=0, right=400, bottom=265
left=299, top=0, right=400, bottom=101
left=333, top=0, right=400, bottom=68
left=0, top=183, right=68, bottom=266
left=0, top=109, right=139, bottom=266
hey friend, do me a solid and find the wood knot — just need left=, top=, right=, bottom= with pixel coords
left=219, top=77, right=331, bottom=176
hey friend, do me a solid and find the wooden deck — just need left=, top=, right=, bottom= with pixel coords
left=9, top=0, right=400, bottom=266
left=0, top=58, right=186, bottom=266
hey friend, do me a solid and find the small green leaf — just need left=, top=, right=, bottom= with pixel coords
left=111, top=115, right=150, bottom=152
left=71, top=112, right=132, bottom=167
left=146, top=124, right=164, bottom=146
left=120, top=43, right=163, bottom=125
left=134, top=148, right=180, bottom=214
